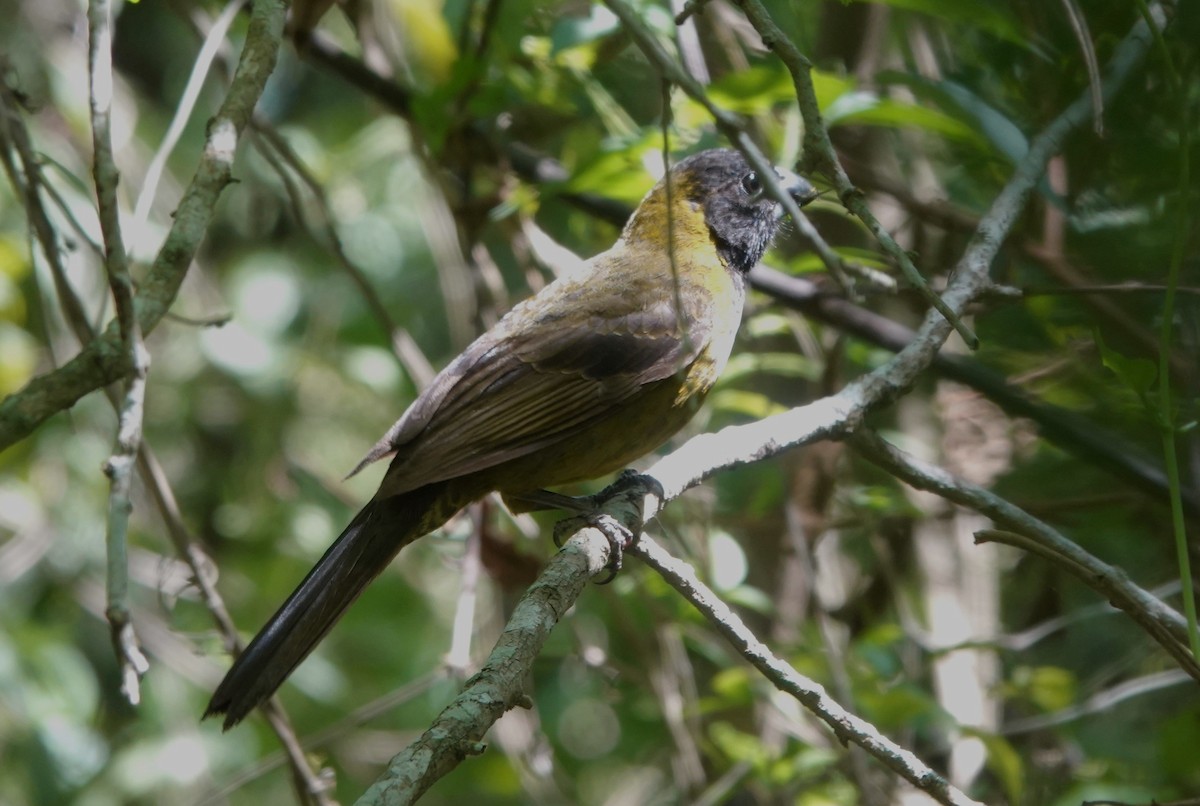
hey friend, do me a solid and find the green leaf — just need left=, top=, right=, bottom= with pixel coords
left=706, top=65, right=798, bottom=113
left=549, top=4, right=619, bottom=52
left=708, top=389, right=788, bottom=419
left=711, top=667, right=754, bottom=702
left=963, top=728, right=1025, bottom=805
left=857, top=683, right=938, bottom=729
left=1095, top=329, right=1158, bottom=397
left=709, top=721, right=773, bottom=771
left=565, top=146, right=656, bottom=203
left=1015, top=665, right=1077, bottom=712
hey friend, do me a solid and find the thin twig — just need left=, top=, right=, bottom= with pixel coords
left=1001, top=669, right=1188, bottom=735
left=630, top=533, right=981, bottom=806
left=0, top=85, right=97, bottom=340
left=197, top=670, right=449, bottom=804
left=749, top=264, right=1200, bottom=519
left=446, top=505, right=484, bottom=672
left=250, top=120, right=436, bottom=387
left=346, top=10, right=1172, bottom=800
left=88, top=0, right=151, bottom=706
left=9, top=5, right=329, bottom=799
left=838, top=161, right=1196, bottom=379
left=1019, top=282, right=1200, bottom=297
left=356, top=533, right=613, bottom=805
left=137, top=448, right=336, bottom=806
left=1133, top=0, right=1200, bottom=663
left=600, top=0, right=858, bottom=295
left=1058, top=0, right=1105, bottom=136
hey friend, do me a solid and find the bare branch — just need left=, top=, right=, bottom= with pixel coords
left=1003, top=669, right=1188, bottom=735
left=130, top=0, right=246, bottom=248
left=1058, top=0, right=1105, bottom=135
left=600, top=0, right=860, bottom=297
left=749, top=265, right=1200, bottom=519
left=250, top=120, right=437, bottom=388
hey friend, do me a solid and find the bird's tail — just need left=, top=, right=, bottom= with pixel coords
left=204, top=481, right=467, bottom=729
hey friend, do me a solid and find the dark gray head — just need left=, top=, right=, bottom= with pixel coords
left=675, top=148, right=819, bottom=274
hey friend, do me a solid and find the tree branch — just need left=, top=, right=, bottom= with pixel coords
left=356, top=532, right=612, bottom=805
left=748, top=266, right=1200, bottom=520
left=730, top=0, right=977, bottom=346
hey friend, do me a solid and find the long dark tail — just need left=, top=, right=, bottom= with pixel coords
left=204, top=481, right=465, bottom=729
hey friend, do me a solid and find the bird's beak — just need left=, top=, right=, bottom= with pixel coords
left=774, top=167, right=821, bottom=208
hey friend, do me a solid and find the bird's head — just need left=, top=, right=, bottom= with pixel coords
left=624, top=148, right=819, bottom=275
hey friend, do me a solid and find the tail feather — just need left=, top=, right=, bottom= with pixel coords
left=204, top=482, right=461, bottom=729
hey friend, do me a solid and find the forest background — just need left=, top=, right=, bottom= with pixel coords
left=0, top=0, right=1197, bottom=804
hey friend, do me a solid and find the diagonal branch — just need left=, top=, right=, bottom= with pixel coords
left=355, top=532, right=612, bottom=806
left=631, top=533, right=983, bottom=806
left=604, top=0, right=977, bottom=345
left=300, top=126, right=1188, bottom=517
left=748, top=266, right=1200, bottom=520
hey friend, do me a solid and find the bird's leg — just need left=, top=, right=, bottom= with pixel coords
left=504, top=472, right=661, bottom=581
left=502, top=488, right=595, bottom=515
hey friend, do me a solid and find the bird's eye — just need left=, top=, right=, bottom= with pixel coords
left=741, top=171, right=762, bottom=197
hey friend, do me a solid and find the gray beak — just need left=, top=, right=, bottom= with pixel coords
left=774, top=166, right=820, bottom=207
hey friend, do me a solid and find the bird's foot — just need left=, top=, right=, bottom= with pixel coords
left=553, top=511, right=634, bottom=584
left=550, top=471, right=663, bottom=583
left=608, top=468, right=661, bottom=497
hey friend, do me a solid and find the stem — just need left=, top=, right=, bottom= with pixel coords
left=1132, top=0, right=1198, bottom=659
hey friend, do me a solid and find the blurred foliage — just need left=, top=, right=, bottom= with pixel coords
left=1, top=0, right=1198, bottom=804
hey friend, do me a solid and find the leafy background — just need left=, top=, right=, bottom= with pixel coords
left=0, top=0, right=1197, bottom=804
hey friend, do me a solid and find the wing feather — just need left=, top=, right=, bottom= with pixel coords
left=365, top=253, right=717, bottom=495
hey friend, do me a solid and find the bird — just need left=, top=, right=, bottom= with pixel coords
left=204, top=147, right=818, bottom=729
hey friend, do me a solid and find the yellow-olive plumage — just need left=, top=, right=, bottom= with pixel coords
left=205, top=149, right=817, bottom=728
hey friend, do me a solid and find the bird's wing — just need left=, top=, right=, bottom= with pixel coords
left=360, top=262, right=713, bottom=495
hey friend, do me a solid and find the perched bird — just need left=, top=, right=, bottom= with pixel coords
left=205, top=148, right=818, bottom=729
